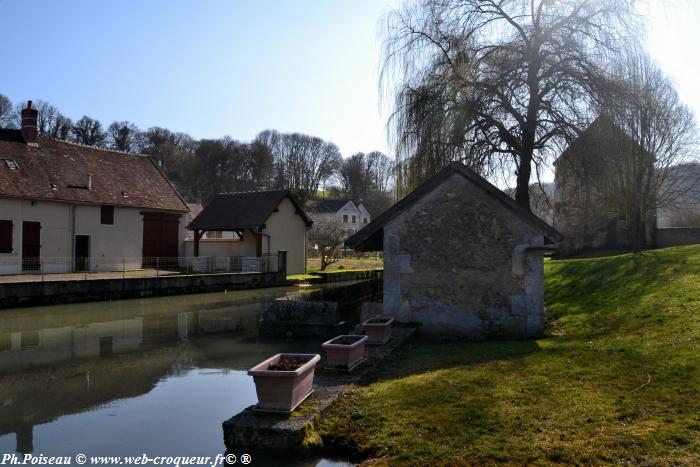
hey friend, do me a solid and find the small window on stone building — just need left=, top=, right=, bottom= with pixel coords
left=364, top=217, right=368, bottom=224
left=0, top=220, right=12, bottom=253
left=100, top=206, right=114, bottom=225
left=343, top=214, right=348, bottom=223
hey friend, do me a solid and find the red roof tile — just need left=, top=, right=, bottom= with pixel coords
left=0, top=129, right=188, bottom=212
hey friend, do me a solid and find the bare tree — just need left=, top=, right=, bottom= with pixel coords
left=337, top=152, right=375, bottom=202
left=107, top=121, right=140, bottom=152
left=308, top=215, right=348, bottom=271
left=7, top=98, right=74, bottom=140
left=0, top=94, right=16, bottom=128
left=257, top=130, right=342, bottom=203
left=72, top=116, right=106, bottom=146
left=48, top=114, right=73, bottom=141
left=142, top=127, right=180, bottom=168
left=383, top=0, right=638, bottom=208
left=335, top=151, right=396, bottom=215
left=590, top=51, right=698, bottom=250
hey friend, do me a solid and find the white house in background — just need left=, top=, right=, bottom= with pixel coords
left=0, top=101, right=189, bottom=275
left=185, top=190, right=313, bottom=275
left=308, top=199, right=371, bottom=237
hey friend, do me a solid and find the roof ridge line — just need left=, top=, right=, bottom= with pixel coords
left=41, top=135, right=149, bottom=157
left=218, top=188, right=288, bottom=195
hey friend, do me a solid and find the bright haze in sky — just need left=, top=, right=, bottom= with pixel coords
left=0, top=0, right=698, bottom=163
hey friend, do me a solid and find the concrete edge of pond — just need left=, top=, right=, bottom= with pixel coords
left=0, top=269, right=382, bottom=309
left=287, top=269, right=383, bottom=285
left=222, top=325, right=417, bottom=454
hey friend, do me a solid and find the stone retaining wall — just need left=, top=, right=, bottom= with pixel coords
left=0, top=272, right=286, bottom=309
left=258, top=279, right=382, bottom=338
left=313, top=269, right=383, bottom=283
left=655, top=228, right=700, bottom=248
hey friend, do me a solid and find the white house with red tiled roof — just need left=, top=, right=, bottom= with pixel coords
left=0, top=101, right=189, bottom=274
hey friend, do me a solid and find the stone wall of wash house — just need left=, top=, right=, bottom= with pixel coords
left=382, top=173, right=546, bottom=339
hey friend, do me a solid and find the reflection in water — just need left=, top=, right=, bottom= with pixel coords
left=0, top=285, right=352, bottom=465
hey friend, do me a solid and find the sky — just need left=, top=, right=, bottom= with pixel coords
left=0, top=0, right=698, bottom=163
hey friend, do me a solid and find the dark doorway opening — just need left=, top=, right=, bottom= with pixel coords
left=21, top=221, right=41, bottom=271
left=75, top=235, right=90, bottom=272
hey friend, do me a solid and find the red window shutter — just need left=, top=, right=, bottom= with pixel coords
left=0, top=220, right=13, bottom=253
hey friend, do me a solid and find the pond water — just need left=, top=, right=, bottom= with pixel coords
left=0, top=284, right=356, bottom=466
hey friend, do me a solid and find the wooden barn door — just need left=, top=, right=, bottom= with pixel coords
left=142, top=212, right=180, bottom=268
left=21, top=221, right=41, bottom=271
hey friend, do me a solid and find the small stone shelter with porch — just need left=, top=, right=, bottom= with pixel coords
left=346, top=162, right=562, bottom=339
left=186, top=190, right=312, bottom=275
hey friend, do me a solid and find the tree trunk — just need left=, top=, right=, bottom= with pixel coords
left=514, top=153, right=532, bottom=210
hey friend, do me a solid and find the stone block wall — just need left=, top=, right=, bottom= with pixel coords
left=382, top=173, right=546, bottom=339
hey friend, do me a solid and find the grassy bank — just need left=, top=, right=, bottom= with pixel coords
left=318, top=246, right=700, bottom=465
left=306, top=257, right=383, bottom=273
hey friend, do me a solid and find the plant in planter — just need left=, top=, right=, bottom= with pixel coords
left=362, top=317, right=395, bottom=344
left=247, top=353, right=321, bottom=413
left=322, top=334, right=368, bottom=370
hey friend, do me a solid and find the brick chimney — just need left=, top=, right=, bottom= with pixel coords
left=21, top=100, right=38, bottom=145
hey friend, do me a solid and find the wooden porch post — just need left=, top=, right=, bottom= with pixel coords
left=254, top=231, right=263, bottom=257
left=194, top=230, right=204, bottom=257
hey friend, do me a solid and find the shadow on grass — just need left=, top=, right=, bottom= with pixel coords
left=319, top=245, right=700, bottom=464
left=335, top=332, right=700, bottom=464
left=369, top=337, right=543, bottom=384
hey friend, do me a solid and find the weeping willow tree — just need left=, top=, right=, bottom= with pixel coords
left=382, top=0, right=639, bottom=207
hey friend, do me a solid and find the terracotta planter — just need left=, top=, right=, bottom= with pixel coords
left=362, top=317, right=395, bottom=344
left=322, top=335, right=368, bottom=370
left=248, top=353, right=321, bottom=413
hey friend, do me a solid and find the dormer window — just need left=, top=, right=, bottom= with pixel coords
left=3, top=159, right=19, bottom=170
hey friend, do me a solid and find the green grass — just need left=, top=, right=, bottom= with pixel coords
left=287, top=273, right=323, bottom=281
left=318, top=246, right=700, bottom=465
left=307, top=257, right=383, bottom=273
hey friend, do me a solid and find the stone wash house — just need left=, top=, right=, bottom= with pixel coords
left=0, top=101, right=189, bottom=274
left=186, top=190, right=312, bottom=275
left=346, top=162, right=562, bottom=339
left=553, top=116, right=656, bottom=254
